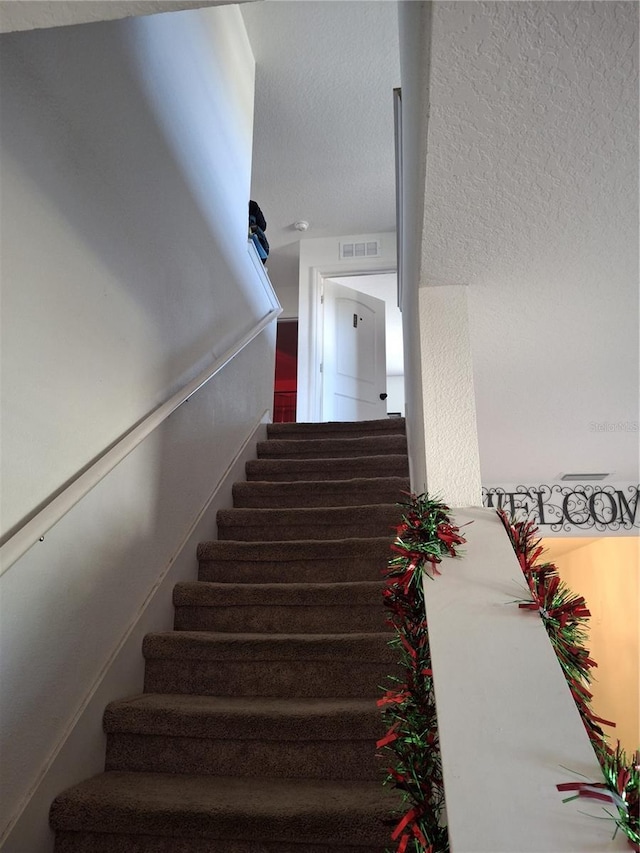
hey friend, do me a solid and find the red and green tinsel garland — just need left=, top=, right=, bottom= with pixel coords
left=498, top=510, right=639, bottom=851
left=379, top=493, right=466, bottom=853
left=558, top=742, right=639, bottom=851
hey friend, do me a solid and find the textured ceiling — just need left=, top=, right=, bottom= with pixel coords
left=241, top=0, right=400, bottom=290
left=242, top=0, right=638, bottom=486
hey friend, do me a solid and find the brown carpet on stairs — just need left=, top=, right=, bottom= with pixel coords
left=50, top=417, right=409, bottom=852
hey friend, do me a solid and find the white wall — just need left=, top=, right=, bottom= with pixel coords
left=386, top=375, right=405, bottom=417
left=398, top=2, right=481, bottom=505
left=424, top=1, right=639, bottom=486
left=397, top=1, right=429, bottom=492
left=0, top=7, right=266, bottom=539
left=0, top=8, right=277, bottom=849
left=0, top=1, right=245, bottom=34
left=272, top=281, right=299, bottom=320
left=1, top=358, right=274, bottom=853
left=419, top=285, right=482, bottom=506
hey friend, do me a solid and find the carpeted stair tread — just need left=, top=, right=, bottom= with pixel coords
left=143, top=665, right=389, bottom=699
left=267, top=417, right=405, bottom=440
left=217, top=504, right=398, bottom=541
left=173, top=581, right=389, bottom=632
left=51, top=417, right=409, bottom=850
left=104, top=694, right=385, bottom=780
left=257, top=434, right=407, bottom=459
left=174, top=581, right=385, bottom=607
left=104, top=694, right=382, bottom=740
left=143, top=634, right=393, bottom=697
left=54, top=834, right=389, bottom=853
left=197, top=537, right=392, bottom=563
left=143, top=631, right=394, bottom=662
left=232, top=476, right=409, bottom=508
left=104, top=739, right=382, bottom=782
left=50, top=773, right=396, bottom=844
left=246, top=453, right=409, bottom=481
left=197, top=537, right=392, bottom=584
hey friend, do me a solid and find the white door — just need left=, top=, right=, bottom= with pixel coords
left=321, top=279, right=387, bottom=421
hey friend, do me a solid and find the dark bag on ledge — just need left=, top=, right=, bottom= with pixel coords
left=249, top=200, right=269, bottom=263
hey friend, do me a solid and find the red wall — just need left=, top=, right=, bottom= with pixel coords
left=274, top=321, right=298, bottom=421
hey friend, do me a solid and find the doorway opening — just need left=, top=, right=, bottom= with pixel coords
left=273, top=319, right=298, bottom=423
left=321, top=272, right=405, bottom=420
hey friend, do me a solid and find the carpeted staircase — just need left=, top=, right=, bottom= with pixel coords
left=50, top=418, right=410, bottom=852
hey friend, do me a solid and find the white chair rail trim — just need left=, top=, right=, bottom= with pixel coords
left=0, top=305, right=281, bottom=576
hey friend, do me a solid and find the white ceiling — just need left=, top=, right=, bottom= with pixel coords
left=241, top=0, right=639, bottom=486
left=241, top=0, right=400, bottom=291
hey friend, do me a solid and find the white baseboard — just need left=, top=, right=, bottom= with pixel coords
left=1, top=412, right=269, bottom=853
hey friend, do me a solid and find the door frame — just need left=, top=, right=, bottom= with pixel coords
left=298, top=262, right=396, bottom=422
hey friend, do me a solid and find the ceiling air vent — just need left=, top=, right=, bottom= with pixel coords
left=339, top=239, right=380, bottom=260
left=560, top=473, right=610, bottom=481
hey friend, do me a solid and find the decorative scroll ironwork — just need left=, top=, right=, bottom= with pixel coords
left=482, top=485, right=640, bottom=533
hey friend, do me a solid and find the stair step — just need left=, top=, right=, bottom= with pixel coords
left=104, top=695, right=384, bottom=780
left=246, top=453, right=409, bottom=481
left=54, top=836, right=389, bottom=853
left=105, top=732, right=384, bottom=780
left=142, top=632, right=395, bottom=698
left=232, top=476, right=409, bottom=508
left=173, top=581, right=386, bottom=632
left=52, top=415, right=408, bottom=853
left=217, top=505, right=398, bottom=542
left=257, top=434, right=407, bottom=459
left=105, top=694, right=382, bottom=740
left=197, top=537, right=392, bottom=583
left=267, top=417, right=405, bottom=440
left=142, top=631, right=394, bottom=662
left=50, top=773, right=396, bottom=849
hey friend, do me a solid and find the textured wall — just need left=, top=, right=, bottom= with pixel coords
left=424, top=1, right=639, bottom=483
left=419, top=285, right=482, bottom=505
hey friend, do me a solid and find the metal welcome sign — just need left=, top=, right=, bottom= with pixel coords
left=482, top=484, right=640, bottom=534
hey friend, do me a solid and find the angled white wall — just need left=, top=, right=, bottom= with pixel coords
left=0, top=8, right=277, bottom=850
left=0, top=0, right=247, bottom=34
left=0, top=7, right=267, bottom=540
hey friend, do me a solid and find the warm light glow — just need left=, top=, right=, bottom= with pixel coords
left=543, top=537, right=640, bottom=753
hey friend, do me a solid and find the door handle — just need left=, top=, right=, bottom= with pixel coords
left=379, top=393, right=388, bottom=400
